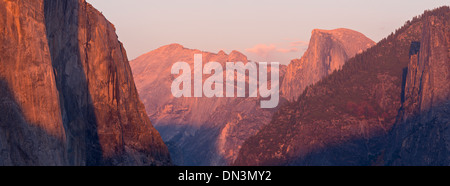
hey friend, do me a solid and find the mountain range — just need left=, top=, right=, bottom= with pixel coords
left=131, top=44, right=283, bottom=165
left=131, top=28, right=375, bottom=165
left=0, top=0, right=448, bottom=166
left=234, top=6, right=449, bottom=166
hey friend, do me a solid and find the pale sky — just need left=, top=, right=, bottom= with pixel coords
left=87, top=0, right=449, bottom=64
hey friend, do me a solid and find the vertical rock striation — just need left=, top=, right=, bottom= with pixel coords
left=386, top=12, right=450, bottom=165
left=0, top=0, right=66, bottom=166
left=0, top=0, right=171, bottom=166
left=281, top=28, right=375, bottom=101
left=235, top=7, right=449, bottom=166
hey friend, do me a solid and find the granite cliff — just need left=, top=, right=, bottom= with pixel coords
left=235, top=7, right=449, bottom=166
left=282, top=28, right=375, bottom=101
left=386, top=11, right=450, bottom=165
left=0, top=0, right=171, bottom=166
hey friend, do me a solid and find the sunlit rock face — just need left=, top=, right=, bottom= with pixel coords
left=234, top=9, right=444, bottom=166
left=0, top=0, right=171, bottom=166
left=131, top=44, right=284, bottom=165
left=386, top=12, right=450, bottom=166
left=282, top=28, right=375, bottom=101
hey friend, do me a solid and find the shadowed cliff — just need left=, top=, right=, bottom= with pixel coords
left=0, top=0, right=171, bottom=166
left=235, top=6, right=449, bottom=166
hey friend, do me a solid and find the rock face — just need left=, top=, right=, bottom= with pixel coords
left=282, top=28, right=375, bottom=101
left=234, top=7, right=449, bottom=166
left=386, top=11, right=450, bottom=165
left=0, top=0, right=171, bottom=166
left=131, top=44, right=282, bottom=165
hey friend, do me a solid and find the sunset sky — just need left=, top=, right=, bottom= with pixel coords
left=87, top=0, right=449, bottom=64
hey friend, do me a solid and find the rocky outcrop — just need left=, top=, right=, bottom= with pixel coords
left=234, top=7, right=447, bottom=166
left=386, top=12, right=450, bottom=165
left=0, top=0, right=171, bottom=166
left=131, top=44, right=282, bottom=165
left=282, top=28, right=375, bottom=101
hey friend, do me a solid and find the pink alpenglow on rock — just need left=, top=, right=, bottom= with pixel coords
left=171, top=54, right=280, bottom=108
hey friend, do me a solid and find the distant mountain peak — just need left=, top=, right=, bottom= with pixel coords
left=312, top=28, right=358, bottom=34
left=229, top=50, right=248, bottom=62
left=130, top=45, right=273, bottom=166
left=311, top=28, right=376, bottom=54
left=156, top=43, right=185, bottom=51
left=166, top=43, right=184, bottom=48
left=218, top=50, right=227, bottom=55
left=281, top=28, right=375, bottom=101
left=235, top=7, right=450, bottom=166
